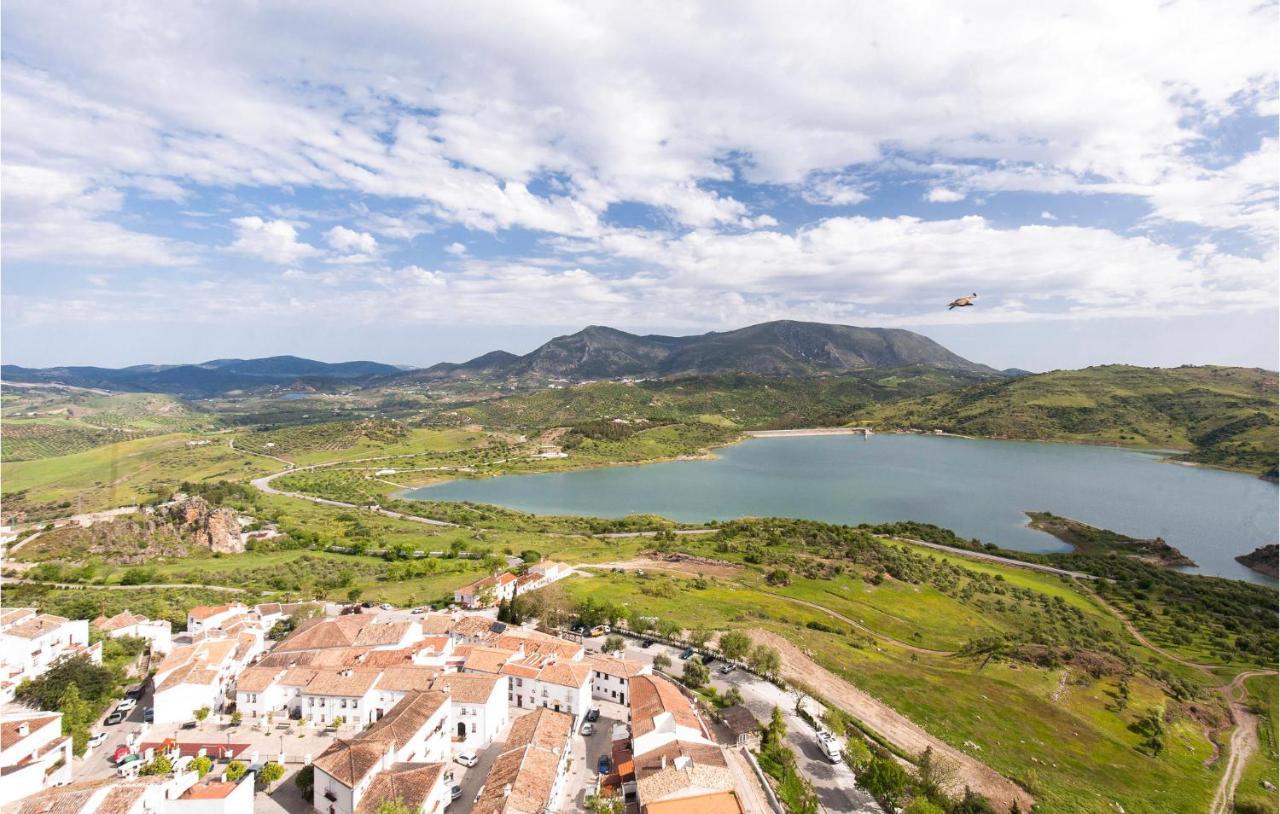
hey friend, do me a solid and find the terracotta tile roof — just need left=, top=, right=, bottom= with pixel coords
left=156, top=661, right=219, bottom=692
left=352, top=622, right=412, bottom=647
left=630, top=676, right=704, bottom=739
left=5, top=614, right=71, bottom=639
left=18, top=777, right=167, bottom=814
left=429, top=673, right=501, bottom=704
left=463, top=647, right=517, bottom=674
left=0, top=608, right=36, bottom=628
left=642, top=791, right=745, bottom=814
left=633, top=740, right=733, bottom=804
left=2, top=714, right=60, bottom=746
left=275, top=615, right=371, bottom=652
left=313, top=739, right=387, bottom=788
left=499, top=663, right=540, bottom=680
left=452, top=616, right=500, bottom=637
left=280, top=668, right=319, bottom=687
left=255, top=603, right=283, bottom=616
left=374, top=667, right=439, bottom=693
left=188, top=603, right=242, bottom=621
left=535, top=661, right=592, bottom=689
left=361, top=690, right=448, bottom=746
left=719, top=705, right=759, bottom=737
left=257, top=647, right=369, bottom=670
left=472, top=708, right=572, bottom=814
left=235, top=667, right=282, bottom=694
left=180, top=781, right=239, bottom=799
left=417, top=614, right=456, bottom=635
left=93, top=610, right=147, bottom=632
left=96, top=782, right=153, bottom=814
left=586, top=655, right=650, bottom=679
left=154, top=644, right=196, bottom=676
left=361, top=648, right=416, bottom=668
left=354, top=762, right=443, bottom=814
left=303, top=669, right=381, bottom=697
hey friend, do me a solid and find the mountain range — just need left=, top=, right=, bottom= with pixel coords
left=1, top=321, right=995, bottom=395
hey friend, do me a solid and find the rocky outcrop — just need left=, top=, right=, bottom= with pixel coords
left=170, top=496, right=244, bottom=554
left=1235, top=545, right=1278, bottom=578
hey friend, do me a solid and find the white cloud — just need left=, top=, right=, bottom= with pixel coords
left=445, top=242, right=468, bottom=256
left=326, top=226, right=376, bottom=254
left=926, top=187, right=966, bottom=203
left=1040, top=211, right=1057, bottom=220
left=228, top=217, right=319, bottom=264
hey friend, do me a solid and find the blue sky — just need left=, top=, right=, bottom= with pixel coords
left=2, top=1, right=1277, bottom=371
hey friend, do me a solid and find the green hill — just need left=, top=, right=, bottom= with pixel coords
left=854, top=365, right=1278, bottom=476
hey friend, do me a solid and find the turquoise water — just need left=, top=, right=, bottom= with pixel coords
left=405, top=434, right=1278, bottom=583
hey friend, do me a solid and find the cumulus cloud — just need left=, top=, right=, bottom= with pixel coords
left=228, top=217, right=319, bottom=265
left=445, top=242, right=468, bottom=256
left=926, top=187, right=966, bottom=203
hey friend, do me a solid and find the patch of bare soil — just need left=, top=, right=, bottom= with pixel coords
left=589, top=553, right=744, bottom=578
left=747, top=628, right=1035, bottom=813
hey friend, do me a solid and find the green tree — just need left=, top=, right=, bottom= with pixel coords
left=653, top=654, right=672, bottom=672
left=140, top=754, right=173, bottom=776
left=858, top=756, right=909, bottom=806
left=765, top=706, right=787, bottom=746
left=331, top=715, right=346, bottom=729
left=747, top=644, right=781, bottom=677
left=765, top=568, right=790, bottom=586
left=688, top=628, right=712, bottom=648
left=718, top=630, right=751, bottom=662
left=681, top=658, right=709, bottom=689
left=259, top=762, right=285, bottom=785
left=294, top=765, right=314, bottom=796
left=193, top=755, right=213, bottom=778
left=225, top=760, right=247, bottom=782
left=585, top=793, right=624, bottom=813
left=58, top=683, right=92, bottom=756
left=627, top=610, right=654, bottom=633
left=722, top=687, right=744, bottom=707
left=230, top=710, right=243, bottom=727
left=347, top=587, right=363, bottom=602
left=18, top=655, right=115, bottom=710
left=374, top=800, right=413, bottom=814
left=602, top=635, right=626, bottom=653
left=194, top=707, right=210, bottom=727
left=844, top=737, right=872, bottom=770
left=657, top=619, right=683, bottom=640
left=903, top=800, right=946, bottom=814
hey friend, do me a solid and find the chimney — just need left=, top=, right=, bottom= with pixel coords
left=660, top=754, right=667, bottom=769
left=17, top=722, right=29, bottom=737
left=503, top=784, right=512, bottom=797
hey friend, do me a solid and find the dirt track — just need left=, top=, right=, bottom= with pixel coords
left=748, top=629, right=1035, bottom=812
left=1209, top=670, right=1275, bottom=814
left=588, top=555, right=744, bottom=578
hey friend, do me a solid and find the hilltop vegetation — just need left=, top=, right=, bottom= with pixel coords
left=854, top=365, right=1278, bottom=475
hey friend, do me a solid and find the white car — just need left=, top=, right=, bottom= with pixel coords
left=88, top=732, right=108, bottom=748
left=455, top=752, right=478, bottom=768
left=116, top=698, right=137, bottom=712
left=581, top=722, right=595, bottom=736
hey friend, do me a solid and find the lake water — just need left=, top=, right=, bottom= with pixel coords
left=405, top=434, right=1279, bottom=583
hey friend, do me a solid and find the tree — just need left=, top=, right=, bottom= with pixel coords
left=230, top=710, right=243, bottom=727
left=916, top=746, right=958, bottom=802
left=259, top=762, right=285, bottom=785
left=747, top=644, right=781, bottom=677
left=602, top=635, right=626, bottom=653
left=331, top=715, right=346, bottom=729
left=585, top=793, right=624, bottom=813
left=765, top=568, right=790, bottom=586
left=765, top=706, right=787, bottom=746
left=193, top=755, right=213, bottom=779
left=722, top=687, right=744, bottom=707
left=653, top=654, right=672, bottom=672
left=58, top=683, right=92, bottom=756
left=657, top=619, right=682, bottom=641
left=951, top=788, right=998, bottom=814
left=374, top=800, right=413, bottom=814
left=294, top=765, right=314, bottom=796
left=224, top=760, right=247, bottom=782
left=18, top=654, right=115, bottom=710
left=194, top=707, right=211, bottom=727
left=858, top=756, right=909, bottom=806
left=347, top=587, right=363, bottom=602
left=688, top=628, right=712, bottom=648
left=681, top=658, right=709, bottom=689
left=140, top=754, right=173, bottom=776
left=627, top=610, right=654, bottom=633
left=903, top=800, right=946, bottom=814
left=718, top=630, right=751, bottom=662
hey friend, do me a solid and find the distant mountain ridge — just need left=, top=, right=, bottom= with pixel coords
left=414, top=320, right=995, bottom=383
left=1, top=321, right=994, bottom=395
left=1, top=355, right=401, bottom=397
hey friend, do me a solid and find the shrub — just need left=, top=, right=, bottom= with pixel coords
left=224, top=760, right=247, bottom=782
left=294, top=765, right=314, bottom=796
left=259, top=762, right=285, bottom=785
left=681, top=659, right=709, bottom=689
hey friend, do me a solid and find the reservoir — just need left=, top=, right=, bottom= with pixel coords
left=405, top=434, right=1278, bottom=584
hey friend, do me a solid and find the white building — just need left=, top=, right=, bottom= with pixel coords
left=0, top=608, right=97, bottom=700
left=586, top=653, right=652, bottom=706
left=452, top=572, right=517, bottom=609
left=0, top=712, right=73, bottom=805
left=164, top=773, right=256, bottom=814
left=300, top=669, right=383, bottom=728
left=12, top=774, right=205, bottom=814
left=185, top=603, right=250, bottom=636
left=312, top=691, right=449, bottom=814
left=428, top=673, right=508, bottom=750
left=152, top=635, right=257, bottom=724
left=93, top=610, right=174, bottom=655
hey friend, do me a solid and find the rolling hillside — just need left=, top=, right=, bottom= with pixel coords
left=854, top=365, right=1279, bottom=475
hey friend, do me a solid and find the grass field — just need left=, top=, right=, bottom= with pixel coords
left=1235, top=675, right=1279, bottom=813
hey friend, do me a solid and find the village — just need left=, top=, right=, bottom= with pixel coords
left=0, top=559, right=845, bottom=814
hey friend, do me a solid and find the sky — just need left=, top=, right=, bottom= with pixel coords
left=2, top=1, right=1277, bottom=372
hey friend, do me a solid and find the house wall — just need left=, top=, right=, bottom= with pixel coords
left=167, top=774, right=255, bottom=814
left=0, top=717, right=71, bottom=806
left=448, top=679, right=508, bottom=750
left=301, top=691, right=377, bottom=727
left=313, top=765, right=358, bottom=814
left=153, top=682, right=220, bottom=724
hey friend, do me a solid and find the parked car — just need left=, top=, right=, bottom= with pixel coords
left=679, top=648, right=694, bottom=660
left=817, top=731, right=841, bottom=764
left=455, top=752, right=478, bottom=768
left=112, top=745, right=132, bottom=764
left=718, top=664, right=735, bottom=675
left=116, top=697, right=137, bottom=712
left=411, top=607, right=426, bottom=614
left=640, top=640, right=654, bottom=649
left=180, top=720, right=198, bottom=730
left=143, top=707, right=154, bottom=723
left=701, top=655, right=717, bottom=666
left=105, top=711, right=125, bottom=726
left=597, top=754, right=611, bottom=775
left=380, top=603, right=393, bottom=610
left=581, top=722, right=595, bottom=736
left=88, top=732, right=108, bottom=748
left=450, top=785, right=462, bottom=801
left=585, top=708, right=601, bottom=722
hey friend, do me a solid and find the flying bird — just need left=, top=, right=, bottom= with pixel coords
left=948, top=293, right=977, bottom=310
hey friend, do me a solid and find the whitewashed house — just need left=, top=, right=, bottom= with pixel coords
left=0, top=609, right=97, bottom=699
left=586, top=653, right=652, bottom=706
left=93, top=610, right=174, bottom=654
left=429, top=673, right=508, bottom=750
left=0, top=712, right=74, bottom=805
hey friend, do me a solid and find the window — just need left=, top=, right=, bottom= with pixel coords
left=471, top=723, right=476, bottom=733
